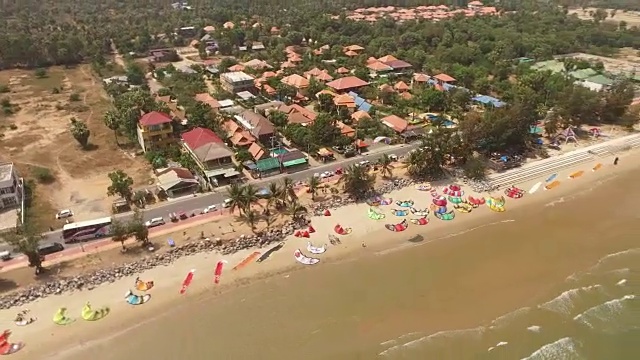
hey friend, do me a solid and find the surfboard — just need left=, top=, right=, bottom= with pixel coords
left=545, top=173, right=557, bottom=182
left=544, top=181, right=561, bottom=190
left=592, top=163, right=602, bottom=171
left=179, top=269, right=195, bottom=294
left=569, top=170, right=584, bottom=179
left=529, top=182, right=542, bottom=194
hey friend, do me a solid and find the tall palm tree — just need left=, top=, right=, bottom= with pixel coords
left=267, top=182, right=283, bottom=209
left=307, top=175, right=321, bottom=200
left=242, top=184, right=260, bottom=212
left=379, top=154, right=394, bottom=179
left=338, top=164, right=376, bottom=199
left=281, top=177, right=297, bottom=205
left=239, top=210, right=260, bottom=233
left=226, top=183, right=247, bottom=215
left=286, top=200, right=307, bottom=221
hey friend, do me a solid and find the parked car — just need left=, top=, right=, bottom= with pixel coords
left=222, top=199, right=233, bottom=208
left=202, top=205, right=217, bottom=214
left=56, top=209, right=73, bottom=219
left=388, top=154, right=398, bottom=162
left=145, top=217, right=165, bottom=228
left=320, top=171, right=334, bottom=179
left=332, top=146, right=345, bottom=154
left=0, top=250, right=12, bottom=261
left=38, top=242, right=64, bottom=256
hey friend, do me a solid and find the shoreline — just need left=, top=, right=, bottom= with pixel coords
left=0, top=148, right=637, bottom=359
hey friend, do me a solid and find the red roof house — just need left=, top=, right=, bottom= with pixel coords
left=380, top=115, right=408, bottom=133
left=139, top=111, right=172, bottom=126
left=433, top=73, right=456, bottom=83
left=326, top=76, right=369, bottom=92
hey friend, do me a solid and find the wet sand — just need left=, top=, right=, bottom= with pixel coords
left=5, top=152, right=640, bottom=360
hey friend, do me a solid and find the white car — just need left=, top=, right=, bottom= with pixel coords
left=359, top=160, right=371, bottom=167
left=145, top=217, right=165, bottom=228
left=320, top=171, right=334, bottom=179
left=388, top=154, right=398, bottom=161
left=202, top=205, right=217, bottom=213
left=222, top=199, right=233, bottom=208
left=56, top=209, right=73, bottom=219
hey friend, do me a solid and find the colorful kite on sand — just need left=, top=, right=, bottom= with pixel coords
left=0, top=330, right=24, bottom=355
left=214, top=260, right=228, bottom=284
left=125, top=290, right=151, bottom=305
left=179, top=269, right=196, bottom=294
left=233, top=252, right=261, bottom=270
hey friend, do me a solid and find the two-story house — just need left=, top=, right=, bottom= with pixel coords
left=0, top=162, right=22, bottom=211
left=181, top=127, right=239, bottom=186
left=137, top=111, right=175, bottom=153
left=220, top=71, right=256, bottom=94
left=235, top=110, right=276, bottom=145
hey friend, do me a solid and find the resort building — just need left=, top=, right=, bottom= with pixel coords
left=137, top=111, right=175, bottom=153
left=0, top=162, right=22, bottom=211
left=181, top=127, right=238, bottom=186
left=220, top=71, right=256, bottom=93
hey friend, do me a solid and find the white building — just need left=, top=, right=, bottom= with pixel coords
left=0, top=162, right=22, bottom=210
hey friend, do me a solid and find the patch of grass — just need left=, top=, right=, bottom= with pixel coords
left=32, top=166, right=56, bottom=184
left=23, top=70, right=66, bottom=95
left=0, top=84, right=9, bottom=93
left=69, top=92, right=81, bottom=101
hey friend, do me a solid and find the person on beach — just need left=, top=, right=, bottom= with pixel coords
left=614, top=157, right=619, bottom=165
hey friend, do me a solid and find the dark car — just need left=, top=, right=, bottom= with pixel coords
left=38, top=242, right=64, bottom=256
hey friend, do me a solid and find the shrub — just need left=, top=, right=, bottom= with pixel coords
left=32, top=166, right=55, bottom=184
left=69, top=92, right=81, bottom=102
left=0, top=84, right=9, bottom=93
left=34, top=68, right=47, bottom=78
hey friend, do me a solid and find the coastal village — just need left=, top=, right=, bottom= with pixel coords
left=0, top=2, right=639, bottom=355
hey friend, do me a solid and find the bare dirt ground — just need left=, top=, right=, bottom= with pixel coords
left=568, top=7, right=640, bottom=26
left=556, top=51, right=640, bottom=76
left=0, top=65, right=153, bottom=231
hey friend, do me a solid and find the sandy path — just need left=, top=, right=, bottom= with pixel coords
left=0, top=148, right=634, bottom=359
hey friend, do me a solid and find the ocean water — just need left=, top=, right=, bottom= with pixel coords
left=378, top=248, right=640, bottom=360
left=61, top=167, right=640, bottom=360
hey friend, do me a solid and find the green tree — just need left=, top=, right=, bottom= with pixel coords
left=338, top=164, right=375, bottom=199
left=34, top=68, right=47, bottom=78
left=128, top=209, right=150, bottom=245
left=126, top=62, right=146, bottom=85
left=111, top=219, right=130, bottom=251
left=281, top=177, right=298, bottom=205
left=378, top=153, right=394, bottom=179
left=226, top=183, right=248, bottom=215
left=1, top=223, right=44, bottom=275
left=69, top=117, right=91, bottom=148
left=268, top=110, right=288, bottom=128
left=103, top=109, right=121, bottom=144
left=307, top=175, right=321, bottom=200
left=107, top=170, right=134, bottom=201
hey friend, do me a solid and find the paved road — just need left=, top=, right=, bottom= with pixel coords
left=0, top=143, right=418, bottom=254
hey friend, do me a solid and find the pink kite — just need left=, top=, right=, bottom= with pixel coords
left=323, top=209, right=331, bottom=216
left=0, top=330, right=24, bottom=355
left=294, top=230, right=301, bottom=237
left=334, top=224, right=352, bottom=235
left=302, top=231, right=310, bottom=238
left=442, top=184, right=464, bottom=197
left=432, top=196, right=447, bottom=207
left=308, top=225, right=315, bottom=233
left=213, top=261, right=227, bottom=284
left=179, top=269, right=195, bottom=294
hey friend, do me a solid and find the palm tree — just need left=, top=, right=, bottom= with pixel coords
left=286, top=200, right=307, bottom=221
left=307, top=175, right=321, bottom=200
left=242, top=184, right=260, bottom=212
left=239, top=210, right=260, bottom=233
left=339, top=164, right=376, bottom=199
left=267, top=182, right=283, bottom=209
left=379, top=154, right=394, bottom=179
left=226, top=183, right=248, bottom=215
left=281, top=177, right=297, bottom=205
left=1, top=223, right=44, bottom=275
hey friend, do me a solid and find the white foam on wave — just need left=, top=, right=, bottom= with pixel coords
left=590, top=248, right=640, bottom=271
left=520, top=337, right=582, bottom=360
left=544, top=197, right=565, bottom=207
left=489, top=307, right=531, bottom=329
left=538, top=285, right=605, bottom=315
left=527, top=325, right=541, bottom=332
left=487, top=341, right=508, bottom=352
left=573, top=295, right=637, bottom=330
left=616, top=279, right=627, bottom=286
left=566, top=267, right=630, bottom=282
left=378, top=326, right=485, bottom=357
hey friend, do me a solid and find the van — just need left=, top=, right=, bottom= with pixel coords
left=0, top=250, right=12, bottom=261
left=38, top=242, right=64, bottom=256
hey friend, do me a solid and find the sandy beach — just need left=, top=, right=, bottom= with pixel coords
left=1, top=148, right=639, bottom=359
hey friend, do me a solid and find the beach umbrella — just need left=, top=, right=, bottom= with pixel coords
left=308, top=225, right=315, bottom=233
left=323, top=209, right=331, bottom=216
left=302, top=231, right=310, bottom=238
left=294, top=230, right=301, bottom=237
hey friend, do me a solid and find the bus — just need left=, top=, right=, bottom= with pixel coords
left=62, top=217, right=112, bottom=243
